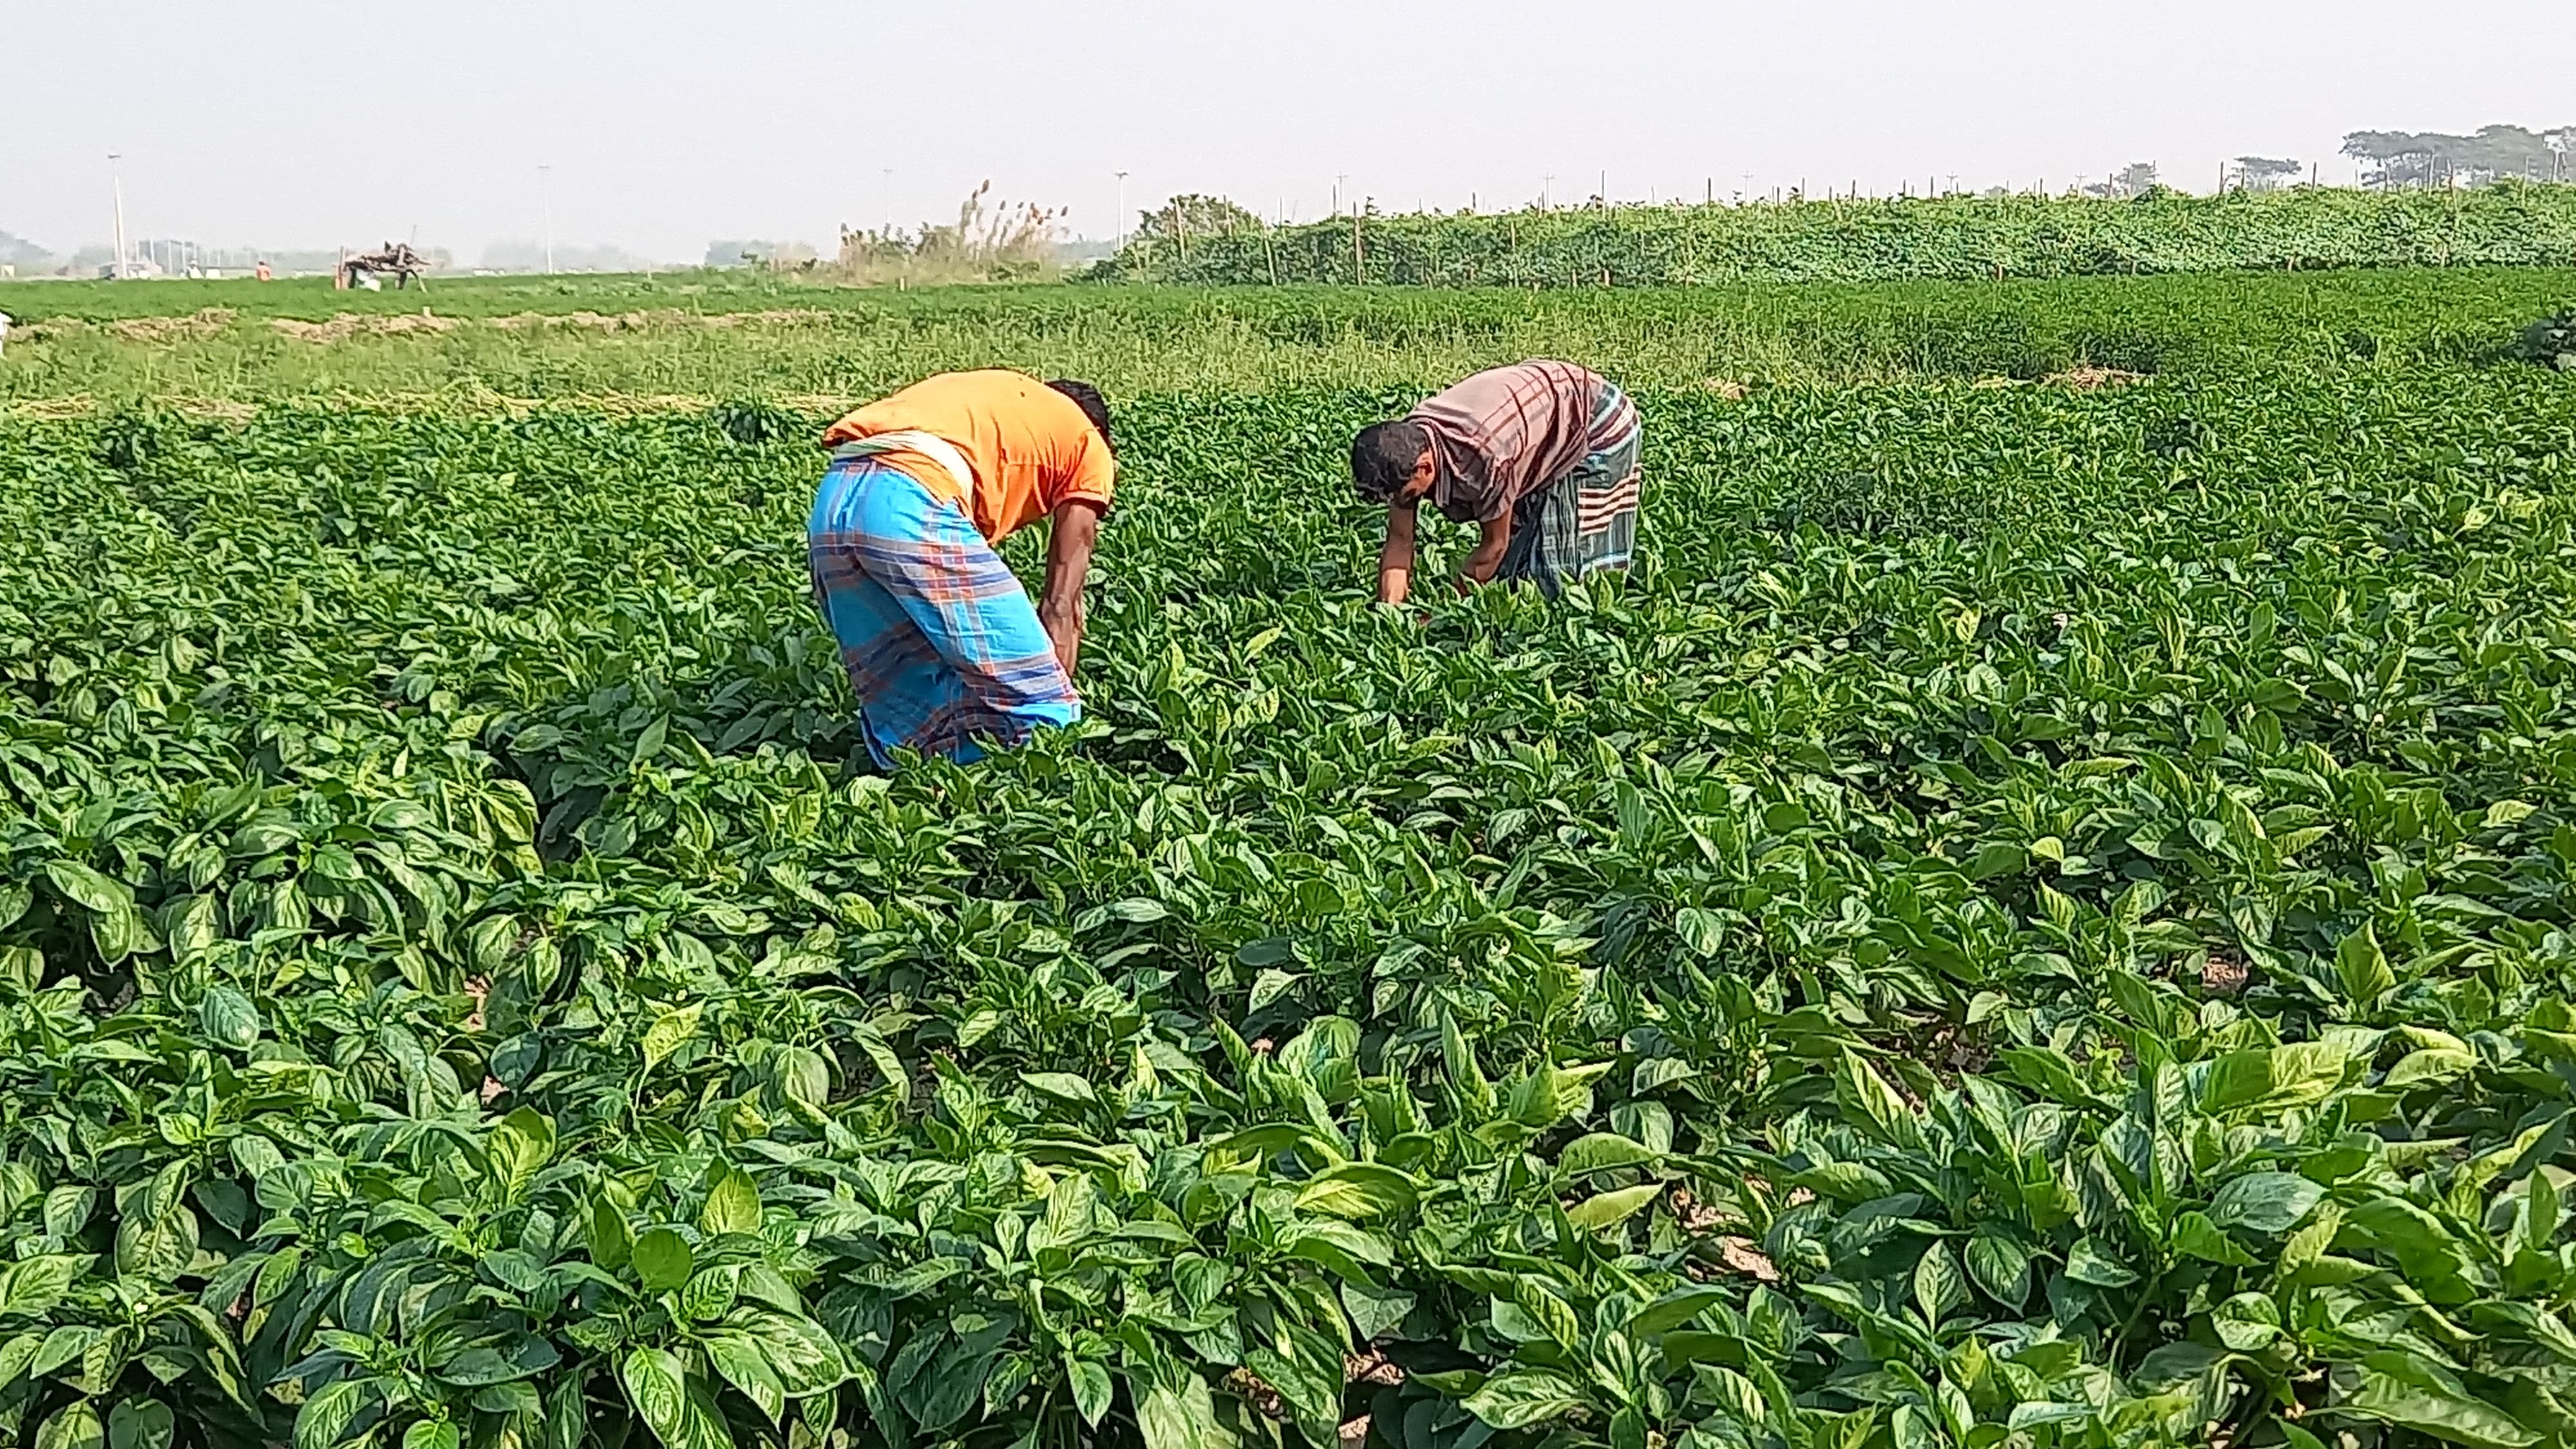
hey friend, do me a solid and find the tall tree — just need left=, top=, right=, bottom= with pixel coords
left=2233, top=157, right=2304, bottom=192
left=2344, top=124, right=2576, bottom=187
left=2085, top=162, right=2161, bottom=199
left=1133, top=195, right=1263, bottom=243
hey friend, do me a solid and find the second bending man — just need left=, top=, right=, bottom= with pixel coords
left=1350, top=359, right=1641, bottom=604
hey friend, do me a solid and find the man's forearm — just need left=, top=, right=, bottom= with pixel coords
left=1039, top=596, right=1083, bottom=676
left=1456, top=548, right=1505, bottom=591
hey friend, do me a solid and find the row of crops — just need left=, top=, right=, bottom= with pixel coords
left=5, top=285, right=2576, bottom=1449
left=1100, top=186, right=2576, bottom=287
left=9, top=269, right=2576, bottom=407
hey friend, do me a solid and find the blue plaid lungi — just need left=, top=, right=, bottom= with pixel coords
left=808, top=459, right=1079, bottom=768
left=1497, top=383, right=1642, bottom=598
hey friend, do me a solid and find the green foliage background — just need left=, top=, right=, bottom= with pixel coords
left=1101, top=186, right=2576, bottom=287
left=2, top=269, right=2576, bottom=1449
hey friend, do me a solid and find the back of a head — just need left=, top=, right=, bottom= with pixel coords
left=1350, top=420, right=1429, bottom=503
left=1046, top=379, right=1113, bottom=453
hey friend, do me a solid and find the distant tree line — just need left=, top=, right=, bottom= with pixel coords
left=2343, top=124, right=2575, bottom=187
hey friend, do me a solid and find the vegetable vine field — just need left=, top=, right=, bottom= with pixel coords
left=1101, top=186, right=2576, bottom=289
left=5, top=269, right=2576, bottom=1449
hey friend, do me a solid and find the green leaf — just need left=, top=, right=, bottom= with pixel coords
left=1134, top=1372, right=1215, bottom=1449
left=1247, top=968, right=1303, bottom=1012
left=2173, top=1211, right=2260, bottom=1265
left=631, top=716, right=670, bottom=769
left=2064, top=1236, right=2137, bottom=1287
left=1069, top=1358, right=1113, bottom=1428
left=1461, top=1368, right=1589, bottom=1430
left=1966, top=1230, right=2031, bottom=1306
left=621, top=1349, right=695, bottom=1449
left=45, top=860, right=131, bottom=914
left=37, top=1402, right=104, bottom=1449
left=400, top=1424, right=460, bottom=1449
left=1565, top=1183, right=1661, bottom=1231
left=1173, top=1253, right=1230, bottom=1312
left=439, top=1335, right=560, bottom=1387
left=739, top=1312, right=849, bottom=1397
left=1913, top=1242, right=1967, bottom=1326
left=1018, top=1072, right=1097, bottom=1104
left=106, top=1401, right=172, bottom=1449
left=197, top=986, right=262, bottom=1050
left=2340, top=1350, right=2539, bottom=1448
left=632, top=1227, right=694, bottom=1293
left=2211, top=1292, right=2282, bottom=1352
left=703, top=1332, right=785, bottom=1426
left=679, top=1267, right=739, bottom=1323
left=1625, top=1285, right=1728, bottom=1339
left=2385, top=1046, right=2476, bottom=1091
left=699, top=1167, right=762, bottom=1237
left=1282, top=1222, right=1393, bottom=1284
left=1293, top=1162, right=1418, bottom=1219
left=2338, top=922, right=2397, bottom=1006
left=485, top=1108, right=554, bottom=1206
left=294, top=1378, right=374, bottom=1449
left=587, top=1196, right=633, bottom=1270
left=1835, top=1051, right=1922, bottom=1148
left=2207, top=1172, right=2326, bottom=1235
left=1342, top=1282, right=1415, bottom=1340
left=640, top=1005, right=702, bottom=1072
left=1674, top=907, right=1727, bottom=956
left=1557, top=1132, right=1656, bottom=1174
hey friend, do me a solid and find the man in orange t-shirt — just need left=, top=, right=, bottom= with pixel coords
left=809, top=370, right=1115, bottom=767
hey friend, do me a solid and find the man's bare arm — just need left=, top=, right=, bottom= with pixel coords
left=1378, top=500, right=1420, bottom=605
left=1038, top=498, right=1106, bottom=677
left=1457, top=498, right=1515, bottom=593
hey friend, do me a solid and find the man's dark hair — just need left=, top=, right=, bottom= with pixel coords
left=1350, top=419, right=1430, bottom=502
left=1047, top=379, right=1113, bottom=453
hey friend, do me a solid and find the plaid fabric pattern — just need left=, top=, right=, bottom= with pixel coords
left=808, top=459, right=1079, bottom=768
left=1417, top=360, right=1634, bottom=526
left=1497, top=383, right=1643, bottom=598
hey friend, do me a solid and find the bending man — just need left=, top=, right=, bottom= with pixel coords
left=810, top=370, right=1113, bottom=766
left=1350, top=359, right=1641, bottom=604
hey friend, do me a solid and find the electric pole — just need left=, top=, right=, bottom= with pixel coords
left=1114, top=171, right=1130, bottom=248
left=108, top=153, right=129, bottom=279
left=538, top=164, right=555, bottom=275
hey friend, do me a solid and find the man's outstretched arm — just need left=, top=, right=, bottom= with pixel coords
left=1457, top=497, right=1515, bottom=592
left=1378, top=500, right=1421, bottom=605
left=1039, top=498, right=1106, bottom=677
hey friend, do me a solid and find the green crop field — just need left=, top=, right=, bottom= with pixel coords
left=1104, top=187, right=2576, bottom=289
left=3, top=267, right=2576, bottom=1449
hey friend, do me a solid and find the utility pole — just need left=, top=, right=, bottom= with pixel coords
left=1114, top=171, right=1130, bottom=248
left=881, top=168, right=894, bottom=232
left=108, top=153, right=129, bottom=279
left=1541, top=174, right=1554, bottom=207
left=538, top=164, right=555, bottom=275
left=1334, top=174, right=1349, bottom=218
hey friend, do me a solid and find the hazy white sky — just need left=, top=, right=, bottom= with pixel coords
left=3, top=0, right=2564, bottom=261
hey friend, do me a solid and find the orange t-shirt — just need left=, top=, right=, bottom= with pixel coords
left=820, top=370, right=1115, bottom=545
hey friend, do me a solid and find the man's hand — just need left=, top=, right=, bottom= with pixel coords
left=1376, top=499, right=1419, bottom=606
left=1039, top=498, right=1106, bottom=679
left=1455, top=498, right=1514, bottom=594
